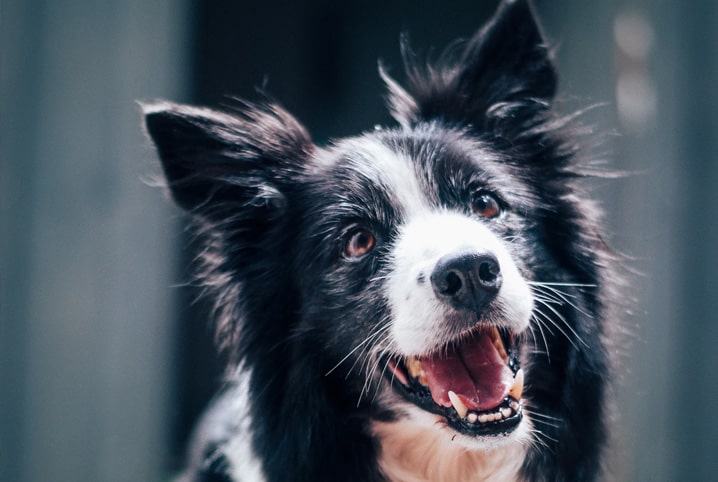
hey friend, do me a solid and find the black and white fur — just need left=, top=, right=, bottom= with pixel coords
left=144, top=1, right=616, bottom=480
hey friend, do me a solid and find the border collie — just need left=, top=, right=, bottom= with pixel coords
left=144, top=0, right=617, bottom=480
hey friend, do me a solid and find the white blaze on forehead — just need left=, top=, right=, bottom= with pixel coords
left=342, top=138, right=431, bottom=218
left=387, top=211, right=533, bottom=355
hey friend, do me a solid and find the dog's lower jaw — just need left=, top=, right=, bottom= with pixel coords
left=373, top=413, right=529, bottom=482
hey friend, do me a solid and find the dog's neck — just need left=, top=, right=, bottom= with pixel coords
left=373, top=418, right=525, bottom=482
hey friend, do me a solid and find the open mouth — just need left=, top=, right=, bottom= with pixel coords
left=386, top=325, right=524, bottom=436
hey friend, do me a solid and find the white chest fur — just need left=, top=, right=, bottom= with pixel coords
left=373, top=417, right=527, bottom=482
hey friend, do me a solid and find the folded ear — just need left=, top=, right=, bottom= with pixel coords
left=386, top=0, right=557, bottom=129
left=143, top=101, right=313, bottom=217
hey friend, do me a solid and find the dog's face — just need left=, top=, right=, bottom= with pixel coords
left=145, top=0, right=607, bottom=476
left=297, top=128, right=536, bottom=444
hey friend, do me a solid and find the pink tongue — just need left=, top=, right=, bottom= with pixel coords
left=420, top=331, right=513, bottom=411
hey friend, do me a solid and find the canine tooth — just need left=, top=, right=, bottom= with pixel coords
left=490, top=327, right=509, bottom=363
left=508, top=368, right=524, bottom=401
left=467, top=412, right=478, bottom=423
left=478, top=413, right=489, bottom=424
left=417, top=369, right=428, bottom=387
left=501, top=407, right=512, bottom=418
left=448, top=391, right=468, bottom=419
left=406, top=358, right=423, bottom=378
left=509, top=400, right=520, bottom=411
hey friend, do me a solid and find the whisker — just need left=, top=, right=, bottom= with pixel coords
left=357, top=327, right=394, bottom=407
left=325, top=324, right=389, bottom=376
left=349, top=325, right=391, bottom=380
left=369, top=345, right=395, bottom=404
left=534, top=298, right=588, bottom=348
left=527, top=281, right=597, bottom=288
left=533, top=306, right=579, bottom=350
left=525, top=323, right=539, bottom=350
left=524, top=410, right=564, bottom=439
left=529, top=417, right=561, bottom=429
left=527, top=411, right=563, bottom=422
left=536, top=284, right=594, bottom=319
left=528, top=426, right=558, bottom=447
left=531, top=291, right=565, bottom=305
left=530, top=313, right=552, bottom=361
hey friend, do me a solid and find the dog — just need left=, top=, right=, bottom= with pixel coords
left=144, top=0, right=617, bottom=480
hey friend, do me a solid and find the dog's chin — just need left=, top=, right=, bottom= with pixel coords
left=382, top=323, right=525, bottom=440
left=385, top=401, right=528, bottom=452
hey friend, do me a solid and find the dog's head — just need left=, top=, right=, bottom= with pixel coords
left=145, top=0, right=606, bottom=461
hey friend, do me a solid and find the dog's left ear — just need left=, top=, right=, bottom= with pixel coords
left=386, top=0, right=557, bottom=130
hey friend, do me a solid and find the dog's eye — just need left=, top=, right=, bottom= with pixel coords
left=471, top=192, right=502, bottom=218
left=344, top=229, right=376, bottom=259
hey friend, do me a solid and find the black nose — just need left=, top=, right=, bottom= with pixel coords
left=430, top=252, right=502, bottom=313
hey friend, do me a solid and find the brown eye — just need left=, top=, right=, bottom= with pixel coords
left=472, top=192, right=502, bottom=218
left=345, top=229, right=376, bottom=258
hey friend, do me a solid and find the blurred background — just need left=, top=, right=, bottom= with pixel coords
left=1, top=0, right=716, bottom=480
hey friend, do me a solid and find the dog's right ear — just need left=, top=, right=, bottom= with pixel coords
left=142, top=101, right=313, bottom=217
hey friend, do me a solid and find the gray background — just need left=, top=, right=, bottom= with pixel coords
left=2, top=0, right=716, bottom=480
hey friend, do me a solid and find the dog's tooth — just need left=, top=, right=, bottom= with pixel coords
left=405, top=358, right=416, bottom=377
left=406, top=358, right=423, bottom=378
left=403, top=358, right=428, bottom=386
left=501, top=407, right=512, bottom=419
left=478, top=413, right=490, bottom=424
left=489, top=327, right=501, bottom=346
left=417, top=369, right=428, bottom=387
left=448, top=391, right=468, bottom=419
left=467, top=412, right=478, bottom=423
left=509, top=400, right=520, bottom=411
left=490, top=327, right=509, bottom=363
left=508, top=368, right=524, bottom=401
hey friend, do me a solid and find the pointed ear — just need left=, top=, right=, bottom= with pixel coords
left=388, top=0, right=557, bottom=128
left=142, top=101, right=313, bottom=217
left=456, top=0, right=557, bottom=108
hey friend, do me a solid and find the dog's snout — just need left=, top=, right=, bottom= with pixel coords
left=430, top=252, right=502, bottom=313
